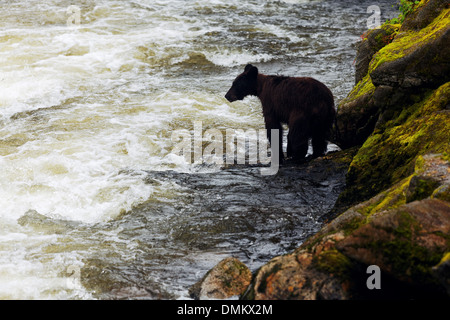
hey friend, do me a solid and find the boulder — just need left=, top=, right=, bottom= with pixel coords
left=189, top=257, right=252, bottom=300
left=244, top=154, right=450, bottom=300
left=335, top=4, right=449, bottom=154
left=337, top=198, right=450, bottom=286
left=355, top=24, right=400, bottom=84
left=370, top=26, right=450, bottom=88
left=432, top=253, right=450, bottom=296
left=334, top=74, right=378, bottom=150
left=401, top=0, right=449, bottom=31
left=242, top=233, right=350, bottom=300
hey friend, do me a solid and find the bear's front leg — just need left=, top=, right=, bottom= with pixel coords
left=264, top=116, right=284, bottom=162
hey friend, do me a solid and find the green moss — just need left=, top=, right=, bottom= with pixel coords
left=406, top=177, right=441, bottom=202
left=313, top=249, right=352, bottom=279
left=383, top=1, right=422, bottom=25
left=361, top=210, right=444, bottom=283
left=369, top=7, right=450, bottom=74
left=362, top=177, right=412, bottom=216
left=343, top=73, right=375, bottom=104
left=341, top=82, right=450, bottom=205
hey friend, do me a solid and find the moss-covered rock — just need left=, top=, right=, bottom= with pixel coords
left=189, top=257, right=252, bottom=300
left=242, top=233, right=352, bottom=300
left=355, top=24, right=401, bottom=84
left=335, top=73, right=378, bottom=149
left=370, top=7, right=450, bottom=88
left=338, top=83, right=449, bottom=206
left=337, top=198, right=450, bottom=288
left=335, top=0, right=449, bottom=155
left=245, top=154, right=450, bottom=300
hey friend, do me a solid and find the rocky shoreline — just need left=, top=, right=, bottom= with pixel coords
left=191, top=0, right=449, bottom=300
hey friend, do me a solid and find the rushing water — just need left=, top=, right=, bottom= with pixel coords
left=0, top=0, right=398, bottom=299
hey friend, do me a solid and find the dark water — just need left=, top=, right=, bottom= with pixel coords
left=0, top=0, right=398, bottom=299
left=79, top=159, right=348, bottom=299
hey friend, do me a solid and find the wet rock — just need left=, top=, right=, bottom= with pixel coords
left=189, top=257, right=252, bottom=300
left=246, top=153, right=450, bottom=299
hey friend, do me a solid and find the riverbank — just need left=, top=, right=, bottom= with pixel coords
left=194, top=0, right=450, bottom=300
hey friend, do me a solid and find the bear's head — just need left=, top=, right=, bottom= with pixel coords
left=225, top=64, right=258, bottom=102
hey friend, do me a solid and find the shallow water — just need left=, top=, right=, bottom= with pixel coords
left=0, top=0, right=398, bottom=299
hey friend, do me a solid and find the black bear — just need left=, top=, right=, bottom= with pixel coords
left=225, top=64, right=335, bottom=162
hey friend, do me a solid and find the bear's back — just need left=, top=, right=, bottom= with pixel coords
left=259, top=75, right=334, bottom=122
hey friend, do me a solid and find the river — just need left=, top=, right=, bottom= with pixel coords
left=0, top=0, right=398, bottom=299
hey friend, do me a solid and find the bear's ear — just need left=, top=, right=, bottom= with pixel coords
left=244, top=64, right=258, bottom=78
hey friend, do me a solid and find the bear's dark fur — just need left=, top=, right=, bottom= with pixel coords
left=225, top=64, right=335, bottom=162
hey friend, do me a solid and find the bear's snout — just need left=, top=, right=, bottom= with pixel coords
left=225, top=91, right=236, bottom=102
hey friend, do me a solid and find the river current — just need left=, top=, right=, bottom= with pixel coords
left=0, top=0, right=398, bottom=299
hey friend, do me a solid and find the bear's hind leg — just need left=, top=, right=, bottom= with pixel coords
left=287, top=119, right=309, bottom=160
left=311, top=134, right=327, bottom=158
left=311, top=110, right=332, bottom=158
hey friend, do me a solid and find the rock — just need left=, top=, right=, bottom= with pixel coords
left=432, top=253, right=450, bottom=296
left=245, top=153, right=450, bottom=300
left=242, top=235, right=350, bottom=300
left=337, top=198, right=450, bottom=286
left=406, top=154, right=450, bottom=202
left=189, top=257, right=252, bottom=300
left=355, top=24, right=400, bottom=84
left=369, top=3, right=450, bottom=89
left=401, top=0, right=449, bottom=31
left=370, top=26, right=450, bottom=88
left=335, top=4, right=449, bottom=152
left=433, top=184, right=450, bottom=202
